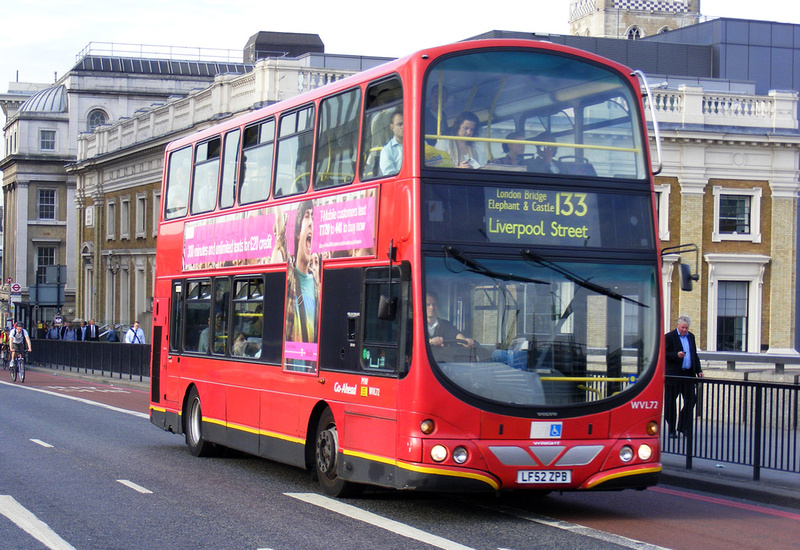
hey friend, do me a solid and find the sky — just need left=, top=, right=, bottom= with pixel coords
left=2, top=0, right=800, bottom=88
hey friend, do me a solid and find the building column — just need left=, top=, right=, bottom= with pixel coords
left=768, top=194, right=799, bottom=353
left=677, top=169, right=706, bottom=342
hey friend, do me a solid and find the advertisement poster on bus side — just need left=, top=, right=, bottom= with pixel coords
left=183, top=188, right=377, bottom=271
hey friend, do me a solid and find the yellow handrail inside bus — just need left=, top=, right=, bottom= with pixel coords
left=425, top=135, right=639, bottom=154
left=539, top=376, right=635, bottom=383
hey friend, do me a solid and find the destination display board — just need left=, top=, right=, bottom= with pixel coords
left=423, top=183, right=654, bottom=250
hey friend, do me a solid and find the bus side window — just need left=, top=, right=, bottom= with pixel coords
left=240, top=119, right=274, bottom=205
left=212, top=278, right=230, bottom=355
left=274, top=105, right=315, bottom=198
left=184, top=280, right=212, bottom=353
left=315, top=87, right=361, bottom=189
left=169, top=281, right=183, bottom=353
left=219, top=129, right=240, bottom=209
left=191, top=137, right=221, bottom=215
left=360, top=76, right=403, bottom=181
left=232, top=277, right=263, bottom=358
left=361, top=264, right=409, bottom=374
left=261, top=272, right=286, bottom=364
left=165, top=146, right=192, bottom=219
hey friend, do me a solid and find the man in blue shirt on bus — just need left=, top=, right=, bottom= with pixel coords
left=379, top=108, right=403, bottom=176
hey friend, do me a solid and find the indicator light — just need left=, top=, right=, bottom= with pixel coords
left=420, top=419, right=435, bottom=434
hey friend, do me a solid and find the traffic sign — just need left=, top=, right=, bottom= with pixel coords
left=10, top=283, right=21, bottom=293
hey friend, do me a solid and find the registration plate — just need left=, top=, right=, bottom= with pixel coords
left=517, top=470, right=572, bottom=484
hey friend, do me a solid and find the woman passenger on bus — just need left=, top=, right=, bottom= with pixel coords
left=436, top=111, right=483, bottom=169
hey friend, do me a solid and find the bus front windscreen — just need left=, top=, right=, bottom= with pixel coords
left=423, top=48, right=648, bottom=180
left=424, top=253, right=658, bottom=410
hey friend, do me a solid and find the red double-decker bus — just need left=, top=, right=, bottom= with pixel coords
left=150, top=39, right=664, bottom=496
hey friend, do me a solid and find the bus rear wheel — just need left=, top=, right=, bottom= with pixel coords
left=185, top=388, right=215, bottom=457
left=314, top=409, right=363, bottom=498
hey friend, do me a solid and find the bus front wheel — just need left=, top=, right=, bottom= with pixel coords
left=185, top=388, right=215, bottom=457
left=314, top=409, right=363, bottom=497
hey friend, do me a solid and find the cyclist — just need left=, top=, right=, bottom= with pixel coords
left=10, top=322, right=32, bottom=370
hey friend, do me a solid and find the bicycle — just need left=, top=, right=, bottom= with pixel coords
left=0, top=344, right=9, bottom=370
left=10, top=351, right=26, bottom=383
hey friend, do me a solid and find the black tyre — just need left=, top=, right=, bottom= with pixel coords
left=314, top=409, right=363, bottom=498
left=19, top=359, right=24, bottom=383
left=185, top=388, right=215, bottom=457
left=10, top=362, right=16, bottom=382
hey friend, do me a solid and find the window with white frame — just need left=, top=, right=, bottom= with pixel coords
left=106, top=200, right=116, bottom=240
left=654, top=184, right=670, bottom=241
left=136, top=193, right=147, bottom=238
left=36, top=246, right=56, bottom=284
left=716, top=281, right=749, bottom=352
left=39, top=130, right=56, bottom=151
left=712, top=186, right=761, bottom=243
left=120, top=196, right=130, bottom=239
left=152, top=190, right=161, bottom=236
left=704, top=253, right=769, bottom=352
left=37, top=188, right=56, bottom=220
left=87, top=109, right=108, bottom=132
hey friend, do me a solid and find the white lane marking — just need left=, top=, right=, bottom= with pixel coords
left=483, top=502, right=671, bottom=550
left=0, top=380, right=148, bottom=419
left=30, top=439, right=54, bottom=448
left=117, top=480, right=153, bottom=494
left=286, top=493, right=474, bottom=550
left=0, top=495, right=76, bottom=550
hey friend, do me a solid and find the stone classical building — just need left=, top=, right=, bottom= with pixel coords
left=0, top=44, right=249, bottom=329
left=68, top=49, right=389, bottom=334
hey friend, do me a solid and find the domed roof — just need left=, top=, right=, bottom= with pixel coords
left=19, top=85, right=67, bottom=113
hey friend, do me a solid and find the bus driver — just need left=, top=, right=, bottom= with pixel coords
left=426, top=292, right=474, bottom=348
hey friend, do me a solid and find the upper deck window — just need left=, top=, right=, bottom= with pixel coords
left=360, top=77, right=403, bottom=181
left=274, top=105, right=315, bottom=198
left=191, top=137, right=221, bottom=214
left=423, top=49, right=647, bottom=180
left=165, top=147, right=192, bottom=220
left=241, top=119, right=275, bottom=205
left=315, top=87, right=362, bottom=189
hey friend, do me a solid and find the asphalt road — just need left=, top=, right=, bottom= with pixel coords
left=1, top=369, right=799, bottom=550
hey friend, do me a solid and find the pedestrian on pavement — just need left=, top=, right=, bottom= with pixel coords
left=61, top=321, right=77, bottom=341
left=664, top=315, right=704, bottom=437
left=46, top=322, right=61, bottom=339
left=106, top=324, right=119, bottom=342
left=125, top=321, right=146, bottom=344
left=87, top=319, right=99, bottom=341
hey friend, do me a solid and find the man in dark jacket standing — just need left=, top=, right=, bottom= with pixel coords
left=664, top=315, right=704, bottom=437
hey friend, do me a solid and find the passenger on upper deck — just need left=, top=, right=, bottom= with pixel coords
left=436, top=111, right=483, bottom=169
left=528, top=132, right=564, bottom=174
left=379, top=107, right=403, bottom=176
left=490, top=131, right=527, bottom=168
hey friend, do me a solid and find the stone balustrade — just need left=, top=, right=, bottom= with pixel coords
left=646, top=85, right=798, bottom=130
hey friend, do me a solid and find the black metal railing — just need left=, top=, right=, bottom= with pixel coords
left=30, top=339, right=151, bottom=382
left=663, top=376, right=800, bottom=480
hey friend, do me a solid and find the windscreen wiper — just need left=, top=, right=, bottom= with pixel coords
left=444, top=246, right=546, bottom=284
left=520, top=249, right=648, bottom=308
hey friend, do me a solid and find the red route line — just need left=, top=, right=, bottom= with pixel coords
left=650, top=486, right=800, bottom=521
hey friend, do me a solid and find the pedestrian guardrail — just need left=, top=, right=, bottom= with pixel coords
left=663, top=376, right=800, bottom=480
left=29, top=339, right=150, bottom=382
left=698, top=351, right=800, bottom=374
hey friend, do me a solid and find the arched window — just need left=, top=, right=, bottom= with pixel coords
left=87, top=109, right=108, bottom=132
left=626, top=26, right=643, bottom=40
left=658, top=26, right=670, bottom=34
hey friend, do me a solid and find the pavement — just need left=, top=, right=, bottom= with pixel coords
left=25, top=364, right=800, bottom=510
